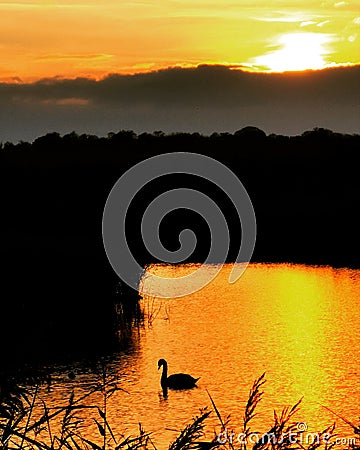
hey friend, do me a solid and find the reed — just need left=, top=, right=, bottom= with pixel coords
left=168, top=409, right=211, bottom=450
left=1, top=371, right=358, bottom=450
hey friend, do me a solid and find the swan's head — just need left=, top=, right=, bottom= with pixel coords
left=158, top=358, right=167, bottom=370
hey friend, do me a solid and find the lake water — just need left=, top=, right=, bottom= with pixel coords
left=36, top=263, right=360, bottom=449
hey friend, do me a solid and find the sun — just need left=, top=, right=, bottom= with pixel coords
left=254, top=32, right=332, bottom=72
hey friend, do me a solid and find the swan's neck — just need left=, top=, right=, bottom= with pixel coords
left=161, top=363, right=168, bottom=386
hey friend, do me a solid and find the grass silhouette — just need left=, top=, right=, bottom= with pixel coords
left=1, top=369, right=359, bottom=450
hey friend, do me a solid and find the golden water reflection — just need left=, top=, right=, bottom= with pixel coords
left=139, top=263, right=360, bottom=437
left=40, top=263, right=360, bottom=449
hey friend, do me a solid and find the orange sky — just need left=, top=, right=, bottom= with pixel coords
left=0, top=0, right=359, bottom=82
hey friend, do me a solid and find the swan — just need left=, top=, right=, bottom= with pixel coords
left=158, top=358, right=200, bottom=390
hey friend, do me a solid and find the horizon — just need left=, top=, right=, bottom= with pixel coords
left=2, top=124, right=360, bottom=147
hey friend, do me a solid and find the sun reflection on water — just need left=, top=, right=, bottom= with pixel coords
left=33, top=263, right=360, bottom=449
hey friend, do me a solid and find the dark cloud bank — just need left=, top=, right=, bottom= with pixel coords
left=0, top=64, right=359, bottom=142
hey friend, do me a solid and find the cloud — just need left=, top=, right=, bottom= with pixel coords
left=317, top=20, right=331, bottom=27
left=40, top=97, right=90, bottom=106
left=297, top=19, right=332, bottom=27
left=253, top=11, right=324, bottom=23
left=300, top=20, right=317, bottom=27
left=0, top=65, right=359, bottom=142
left=0, top=1, right=96, bottom=9
left=35, top=53, right=114, bottom=62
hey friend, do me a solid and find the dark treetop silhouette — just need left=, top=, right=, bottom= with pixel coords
left=0, top=127, right=359, bottom=369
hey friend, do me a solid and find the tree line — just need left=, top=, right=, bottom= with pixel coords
left=1, top=126, right=359, bottom=367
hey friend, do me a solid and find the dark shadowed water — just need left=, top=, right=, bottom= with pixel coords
left=35, top=263, right=360, bottom=449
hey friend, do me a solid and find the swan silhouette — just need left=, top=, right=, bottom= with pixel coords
left=157, top=358, right=200, bottom=390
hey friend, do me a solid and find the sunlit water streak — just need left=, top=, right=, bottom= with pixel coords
left=35, top=263, right=360, bottom=449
